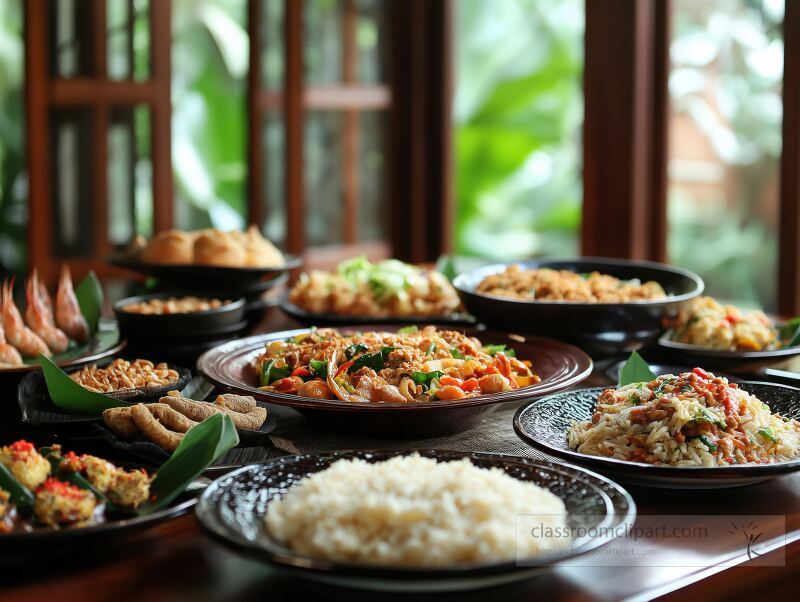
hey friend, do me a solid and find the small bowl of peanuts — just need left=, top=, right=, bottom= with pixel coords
left=68, top=358, right=193, bottom=403
left=114, top=291, right=247, bottom=344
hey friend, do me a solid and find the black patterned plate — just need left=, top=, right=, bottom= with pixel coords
left=513, top=383, right=800, bottom=489
left=196, top=449, right=635, bottom=592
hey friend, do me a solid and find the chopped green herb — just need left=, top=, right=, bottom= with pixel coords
left=449, top=348, right=464, bottom=360
left=309, top=359, right=328, bottom=379
left=483, top=344, right=516, bottom=357
left=347, top=346, right=397, bottom=374
left=411, top=370, right=444, bottom=390
left=345, top=343, right=369, bottom=360
left=397, top=325, right=419, bottom=335
left=260, top=359, right=291, bottom=386
left=688, top=408, right=727, bottom=429
left=757, top=428, right=777, bottom=443
left=699, top=435, right=718, bottom=452
left=426, top=342, right=437, bottom=356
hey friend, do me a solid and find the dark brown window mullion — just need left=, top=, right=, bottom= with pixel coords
left=91, top=0, right=110, bottom=261
left=779, top=0, right=800, bottom=315
left=582, top=0, right=670, bottom=261
left=149, top=0, right=173, bottom=234
left=284, top=0, right=305, bottom=256
left=341, top=0, right=359, bottom=244
left=246, top=0, right=264, bottom=228
left=24, top=0, right=52, bottom=281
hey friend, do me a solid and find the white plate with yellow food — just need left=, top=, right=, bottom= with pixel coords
left=658, top=296, right=800, bottom=369
left=196, top=450, right=635, bottom=592
left=514, top=369, right=800, bottom=488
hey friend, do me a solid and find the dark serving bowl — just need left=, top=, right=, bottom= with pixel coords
left=280, top=299, right=475, bottom=327
left=196, top=450, right=636, bottom=593
left=17, top=362, right=193, bottom=429
left=657, top=331, right=800, bottom=372
left=196, top=326, right=592, bottom=438
left=114, top=292, right=246, bottom=344
left=513, top=382, right=800, bottom=489
left=108, top=254, right=302, bottom=290
left=453, top=257, right=704, bottom=356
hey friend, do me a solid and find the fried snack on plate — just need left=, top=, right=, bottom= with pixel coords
left=34, top=478, right=97, bottom=527
left=0, top=440, right=51, bottom=490
left=102, top=406, right=140, bottom=440
left=0, top=489, right=16, bottom=533
left=147, top=403, right=198, bottom=433
left=106, top=468, right=151, bottom=509
left=161, top=392, right=266, bottom=430
left=193, top=230, right=247, bottom=267
left=130, top=403, right=184, bottom=453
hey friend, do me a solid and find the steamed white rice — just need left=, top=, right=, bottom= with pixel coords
left=264, top=454, right=569, bottom=566
left=568, top=370, right=800, bottom=467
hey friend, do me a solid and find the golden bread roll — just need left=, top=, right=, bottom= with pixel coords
left=139, top=230, right=195, bottom=265
left=193, top=230, right=247, bottom=267
left=241, top=225, right=284, bottom=267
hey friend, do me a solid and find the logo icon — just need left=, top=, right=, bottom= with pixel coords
left=728, top=520, right=763, bottom=561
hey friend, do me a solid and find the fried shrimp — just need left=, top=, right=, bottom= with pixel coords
left=25, top=272, right=69, bottom=353
left=56, top=266, right=90, bottom=343
left=2, top=279, right=51, bottom=358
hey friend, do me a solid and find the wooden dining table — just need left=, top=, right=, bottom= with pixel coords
left=1, top=306, right=798, bottom=601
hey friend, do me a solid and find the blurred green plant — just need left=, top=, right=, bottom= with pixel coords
left=667, top=0, right=784, bottom=311
left=454, top=0, right=584, bottom=260
left=0, top=1, right=25, bottom=272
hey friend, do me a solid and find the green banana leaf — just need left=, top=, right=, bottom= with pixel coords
left=75, top=271, right=103, bottom=335
left=617, top=351, right=657, bottom=387
left=141, top=413, right=239, bottom=514
left=40, top=354, right=128, bottom=414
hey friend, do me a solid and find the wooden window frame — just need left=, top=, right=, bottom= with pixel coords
left=24, top=0, right=172, bottom=285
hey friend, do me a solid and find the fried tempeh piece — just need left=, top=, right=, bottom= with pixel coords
left=102, top=407, right=140, bottom=440
left=130, top=403, right=184, bottom=452
left=160, top=394, right=266, bottom=430
left=214, top=393, right=257, bottom=413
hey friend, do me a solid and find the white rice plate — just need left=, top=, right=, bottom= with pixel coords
left=264, top=454, right=569, bottom=567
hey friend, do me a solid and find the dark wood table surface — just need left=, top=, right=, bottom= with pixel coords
left=1, top=307, right=798, bottom=601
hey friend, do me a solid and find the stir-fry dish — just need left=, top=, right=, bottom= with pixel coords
left=255, top=326, right=539, bottom=403
left=289, top=256, right=461, bottom=317
left=0, top=267, right=89, bottom=366
left=476, top=265, right=666, bottom=303
left=0, top=441, right=152, bottom=532
left=668, top=296, right=780, bottom=351
left=568, top=369, right=800, bottom=467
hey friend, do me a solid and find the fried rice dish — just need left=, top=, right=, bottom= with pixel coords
left=668, top=296, right=779, bottom=351
left=476, top=265, right=666, bottom=303
left=255, top=326, right=539, bottom=403
left=289, top=256, right=461, bottom=317
left=568, top=369, right=800, bottom=467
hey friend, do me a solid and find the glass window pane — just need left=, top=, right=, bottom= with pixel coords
left=453, top=0, right=584, bottom=260
left=171, top=0, right=247, bottom=231
left=305, top=0, right=343, bottom=84
left=304, top=111, right=344, bottom=245
left=354, top=0, right=385, bottom=83
left=667, top=0, right=783, bottom=311
left=262, top=109, right=287, bottom=246
left=357, top=111, right=387, bottom=241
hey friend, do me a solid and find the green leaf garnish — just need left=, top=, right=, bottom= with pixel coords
left=75, top=271, right=103, bottom=335
left=426, top=341, right=437, bottom=356
left=482, top=344, right=516, bottom=357
left=617, top=351, right=657, bottom=387
left=449, top=348, right=464, bottom=360
left=397, top=325, right=418, bottom=335
left=41, top=354, right=128, bottom=414
left=699, top=435, right=718, bottom=452
left=309, top=359, right=328, bottom=379
left=411, top=370, right=444, bottom=389
left=260, top=359, right=291, bottom=386
left=688, top=407, right=727, bottom=429
left=757, top=428, right=777, bottom=443
left=344, top=343, right=368, bottom=360
left=142, top=413, right=239, bottom=514
left=0, top=463, right=34, bottom=516
left=347, top=346, right=396, bottom=374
